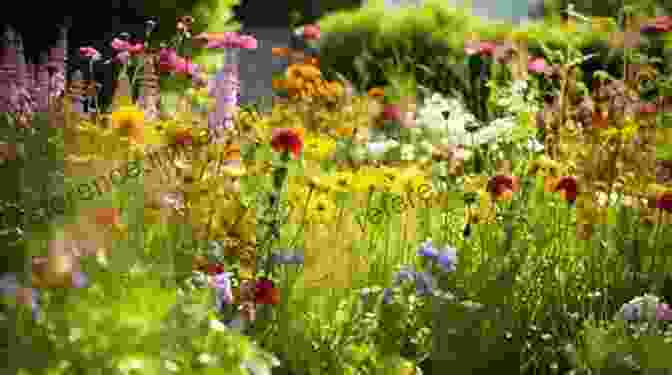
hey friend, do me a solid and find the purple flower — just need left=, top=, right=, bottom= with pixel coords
left=417, top=239, right=438, bottom=259
left=414, top=271, right=435, bottom=296
left=72, top=271, right=89, bottom=288
left=437, top=246, right=458, bottom=273
left=213, top=272, right=234, bottom=310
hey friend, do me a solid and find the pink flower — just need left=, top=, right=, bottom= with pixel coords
left=111, top=38, right=131, bottom=51
left=657, top=303, right=672, bottom=321
left=400, top=111, right=416, bottom=128
left=382, top=104, right=403, bottom=122
left=464, top=40, right=496, bottom=57
left=115, top=51, right=130, bottom=65
left=204, top=32, right=241, bottom=49
left=127, top=43, right=144, bottom=55
left=157, top=48, right=179, bottom=72
left=238, top=35, right=258, bottom=50
left=302, top=24, right=321, bottom=40
left=528, top=57, right=548, bottom=74
left=79, top=47, right=101, bottom=60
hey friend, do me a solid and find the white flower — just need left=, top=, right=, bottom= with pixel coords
left=209, top=319, right=228, bottom=332
left=164, top=360, right=179, bottom=372
left=197, top=353, right=216, bottom=365
left=400, top=144, right=415, bottom=160
left=526, top=137, right=544, bottom=152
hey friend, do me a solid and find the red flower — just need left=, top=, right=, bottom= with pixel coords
left=487, top=175, right=520, bottom=201
left=174, top=128, right=193, bottom=146
left=641, top=16, right=672, bottom=33
left=271, top=128, right=304, bottom=158
left=202, top=263, right=226, bottom=275
left=302, top=24, right=321, bottom=40
left=555, top=176, right=578, bottom=203
left=254, top=278, right=280, bottom=305
left=656, top=191, right=672, bottom=212
left=382, top=104, right=402, bottom=122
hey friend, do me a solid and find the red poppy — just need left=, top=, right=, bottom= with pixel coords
left=656, top=191, right=672, bottom=212
left=555, top=176, right=578, bottom=203
left=487, top=175, right=520, bottom=201
left=254, top=278, right=280, bottom=305
left=302, top=24, right=321, bottom=40
left=271, top=127, right=304, bottom=158
left=202, top=263, right=226, bottom=275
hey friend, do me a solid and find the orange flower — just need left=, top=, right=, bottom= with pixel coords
left=544, top=176, right=560, bottom=193
left=94, top=207, right=121, bottom=226
left=592, top=108, right=609, bottom=129
left=272, top=47, right=290, bottom=57
left=487, top=175, right=520, bottom=201
left=110, top=105, right=145, bottom=143
left=368, top=87, right=385, bottom=98
left=272, top=79, right=287, bottom=90
left=303, top=56, right=320, bottom=66
left=287, top=63, right=322, bottom=82
left=335, top=126, right=355, bottom=137
left=271, top=127, right=304, bottom=158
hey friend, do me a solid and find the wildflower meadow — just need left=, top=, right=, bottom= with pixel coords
left=2, top=0, right=672, bottom=374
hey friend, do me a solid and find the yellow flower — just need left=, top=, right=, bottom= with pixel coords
left=326, top=171, right=356, bottom=193
left=351, top=172, right=385, bottom=193
left=303, top=136, right=336, bottom=161
left=306, top=195, right=337, bottom=224
left=110, top=105, right=145, bottom=143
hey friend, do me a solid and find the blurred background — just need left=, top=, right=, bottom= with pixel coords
left=1, top=0, right=670, bottom=106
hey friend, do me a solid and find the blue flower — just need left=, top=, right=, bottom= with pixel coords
left=417, top=239, right=439, bottom=259
left=414, top=271, right=435, bottom=296
left=437, top=246, right=458, bottom=273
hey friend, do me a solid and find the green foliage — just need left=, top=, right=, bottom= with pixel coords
left=317, top=0, right=619, bottom=98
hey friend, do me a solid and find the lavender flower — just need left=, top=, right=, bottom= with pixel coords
left=414, top=271, right=435, bottom=296
left=392, top=266, right=416, bottom=286
left=417, top=239, right=439, bottom=259
left=0, top=273, right=40, bottom=320
left=213, top=272, right=234, bottom=311
left=436, top=246, right=458, bottom=273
